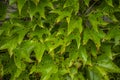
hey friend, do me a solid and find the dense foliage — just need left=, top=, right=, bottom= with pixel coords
left=0, top=0, right=120, bottom=80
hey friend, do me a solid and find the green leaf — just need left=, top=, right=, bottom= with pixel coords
left=96, top=66, right=109, bottom=80
left=79, top=46, right=88, bottom=66
left=9, top=0, right=16, bottom=5
left=105, top=0, right=113, bottom=7
left=0, top=30, right=4, bottom=36
left=20, top=40, right=35, bottom=62
left=88, top=12, right=106, bottom=32
left=30, top=65, right=36, bottom=74
left=67, top=29, right=81, bottom=49
left=31, top=0, right=40, bottom=5
left=28, top=1, right=37, bottom=20
left=17, top=0, right=26, bottom=14
left=30, top=28, right=50, bottom=42
left=97, top=54, right=120, bottom=73
left=68, top=17, right=83, bottom=35
left=88, top=13, right=99, bottom=32
left=90, top=42, right=97, bottom=58
left=83, top=28, right=90, bottom=45
left=0, top=64, right=3, bottom=77
left=87, top=67, right=102, bottom=80
left=34, top=54, right=58, bottom=80
left=13, top=68, right=23, bottom=79
left=90, top=29, right=105, bottom=49
left=102, top=44, right=112, bottom=59
left=0, top=2, right=7, bottom=20
left=34, top=42, right=46, bottom=63
left=106, top=26, right=120, bottom=45
left=50, top=9, right=72, bottom=23
left=17, top=29, right=28, bottom=44
left=0, top=36, right=18, bottom=56
left=78, top=73, right=85, bottom=80
left=37, top=0, right=53, bottom=18
left=64, top=0, right=79, bottom=14
left=84, top=0, right=90, bottom=6
left=14, top=49, right=26, bottom=70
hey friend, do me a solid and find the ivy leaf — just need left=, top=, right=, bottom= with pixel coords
left=96, top=66, right=109, bottom=80
left=0, top=2, right=7, bottom=20
left=12, top=68, right=23, bottom=79
left=105, top=0, right=113, bottom=7
left=90, top=42, right=97, bottom=58
left=28, top=1, right=37, bottom=20
left=87, top=66, right=109, bottom=80
left=90, top=29, right=105, bottom=49
left=84, top=0, right=90, bottom=6
left=30, top=28, right=50, bottom=42
left=67, top=41, right=79, bottom=60
left=37, top=0, right=53, bottom=18
left=17, top=29, right=28, bottom=44
left=32, top=54, right=58, bottom=80
left=68, top=17, right=83, bottom=35
left=50, top=9, right=72, bottom=23
left=88, top=12, right=107, bottom=32
left=102, top=44, right=112, bottom=59
left=45, top=37, right=63, bottom=52
left=0, top=30, right=4, bottom=36
left=20, top=40, right=35, bottom=62
left=77, top=73, right=85, bottom=80
left=97, top=54, right=120, bottom=73
left=0, top=65, right=3, bottom=77
left=31, top=0, right=40, bottom=5
left=106, top=26, right=120, bottom=45
left=79, top=46, right=88, bottom=66
left=88, top=13, right=99, bottom=32
left=34, top=42, right=46, bottom=63
left=87, top=67, right=102, bottom=80
left=17, top=0, right=26, bottom=14
left=0, top=36, right=18, bottom=56
left=9, top=0, right=16, bottom=5
left=30, top=65, right=36, bottom=74
left=83, top=28, right=90, bottom=45
left=64, top=0, right=79, bottom=14
left=67, top=29, right=81, bottom=49
left=14, top=49, right=26, bottom=70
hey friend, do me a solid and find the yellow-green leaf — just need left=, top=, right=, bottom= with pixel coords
left=105, top=0, right=113, bottom=7
left=17, top=0, right=26, bottom=14
left=68, top=17, right=83, bottom=35
left=34, top=42, right=46, bottom=63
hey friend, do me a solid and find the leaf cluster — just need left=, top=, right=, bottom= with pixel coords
left=0, top=0, right=120, bottom=80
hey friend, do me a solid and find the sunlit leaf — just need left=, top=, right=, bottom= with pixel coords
left=31, top=0, right=40, bottom=5
left=37, top=0, right=53, bottom=18
left=67, top=29, right=81, bottom=49
left=17, top=0, right=26, bottom=14
left=64, top=0, right=79, bottom=14
left=83, top=28, right=90, bottom=45
left=28, top=1, right=37, bottom=20
left=87, top=67, right=102, bottom=80
left=9, top=0, right=16, bottom=5
left=17, top=29, right=28, bottom=44
left=105, top=0, right=113, bottom=7
left=50, top=9, right=72, bottom=23
left=0, top=30, right=4, bottom=36
left=84, top=0, right=90, bottom=6
left=68, top=17, right=83, bottom=35
left=0, top=36, right=18, bottom=56
left=0, top=2, right=7, bottom=20
left=34, top=42, right=46, bottom=63
left=97, top=54, right=120, bottom=73
left=79, top=45, right=88, bottom=66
